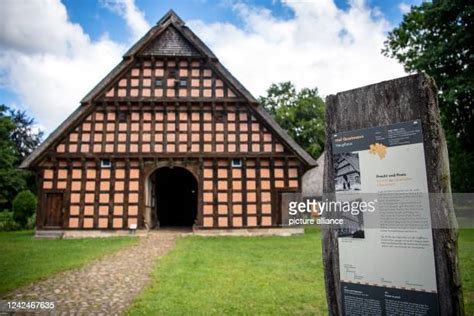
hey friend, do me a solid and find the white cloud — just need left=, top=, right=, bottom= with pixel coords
left=0, top=0, right=129, bottom=132
left=398, top=2, right=412, bottom=14
left=101, top=0, right=150, bottom=40
left=0, top=0, right=87, bottom=56
left=189, top=0, right=406, bottom=97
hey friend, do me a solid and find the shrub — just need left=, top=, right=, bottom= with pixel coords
left=26, top=213, right=37, bottom=229
left=0, top=211, right=21, bottom=231
left=12, top=190, right=37, bottom=227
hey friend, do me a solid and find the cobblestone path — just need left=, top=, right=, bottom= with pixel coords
left=3, top=230, right=184, bottom=315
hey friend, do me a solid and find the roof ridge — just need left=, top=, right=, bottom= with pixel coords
left=156, top=9, right=184, bottom=26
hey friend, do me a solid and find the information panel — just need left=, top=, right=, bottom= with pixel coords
left=332, top=120, right=439, bottom=315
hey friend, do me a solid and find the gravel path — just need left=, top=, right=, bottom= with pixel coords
left=3, top=230, right=184, bottom=315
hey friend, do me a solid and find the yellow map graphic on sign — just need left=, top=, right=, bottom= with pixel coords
left=369, top=143, right=387, bottom=159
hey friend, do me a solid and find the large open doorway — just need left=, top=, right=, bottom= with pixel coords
left=146, top=167, right=198, bottom=228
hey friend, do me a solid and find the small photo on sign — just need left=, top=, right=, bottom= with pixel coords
left=334, top=152, right=361, bottom=192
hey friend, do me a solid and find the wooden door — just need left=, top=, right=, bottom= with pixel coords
left=44, top=193, right=63, bottom=228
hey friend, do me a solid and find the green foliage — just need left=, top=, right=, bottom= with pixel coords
left=382, top=0, right=474, bottom=191
left=8, top=108, right=43, bottom=161
left=26, top=213, right=37, bottom=230
left=0, top=211, right=21, bottom=232
left=0, top=105, right=42, bottom=211
left=259, top=82, right=325, bottom=159
left=446, top=133, right=474, bottom=192
left=0, top=105, right=26, bottom=209
left=12, top=191, right=37, bottom=227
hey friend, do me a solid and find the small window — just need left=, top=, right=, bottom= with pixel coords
left=118, top=112, right=127, bottom=123
left=215, top=111, right=225, bottom=123
left=231, top=159, right=242, bottom=168
left=101, top=159, right=112, bottom=168
left=179, top=80, right=187, bottom=88
left=155, top=79, right=163, bottom=87
left=168, top=68, right=177, bottom=78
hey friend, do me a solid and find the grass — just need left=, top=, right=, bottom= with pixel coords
left=459, top=229, right=474, bottom=314
left=0, top=228, right=471, bottom=314
left=129, top=228, right=474, bottom=315
left=0, top=230, right=138, bottom=295
left=128, top=227, right=327, bottom=315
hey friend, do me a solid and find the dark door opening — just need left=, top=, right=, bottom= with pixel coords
left=153, top=167, right=197, bottom=227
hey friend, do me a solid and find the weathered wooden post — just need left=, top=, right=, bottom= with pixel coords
left=322, top=73, right=463, bottom=315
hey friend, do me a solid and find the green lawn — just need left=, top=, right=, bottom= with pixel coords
left=129, top=228, right=474, bottom=315
left=459, top=229, right=474, bottom=314
left=128, top=228, right=327, bottom=315
left=0, top=230, right=138, bottom=295
left=0, top=228, right=471, bottom=314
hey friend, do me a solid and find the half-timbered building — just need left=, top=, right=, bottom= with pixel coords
left=21, top=10, right=317, bottom=231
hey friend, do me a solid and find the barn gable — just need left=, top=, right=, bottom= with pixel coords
left=20, top=10, right=316, bottom=170
left=82, top=10, right=252, bottom=104
left=51, top=104, right=291, bottom=156
left=101, top=58, right=241, bottom=100
left=141, top=25, right=200, bottom=57
left=23, top=10, right=322, bottom=231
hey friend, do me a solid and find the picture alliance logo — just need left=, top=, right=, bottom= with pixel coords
left=287, top=198, right=377, bottom=226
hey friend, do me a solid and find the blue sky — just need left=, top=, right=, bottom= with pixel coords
left=0, top=0, right=421, bottom=132
left=62, top=0, right=414, bottom=43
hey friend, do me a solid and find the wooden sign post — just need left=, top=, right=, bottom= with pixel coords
left=322, top=73, right=464, bottom=315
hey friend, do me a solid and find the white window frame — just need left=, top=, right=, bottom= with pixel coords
left=231, top=158, right=242, bottom=168
left=101, top=159, right=112, bottom=168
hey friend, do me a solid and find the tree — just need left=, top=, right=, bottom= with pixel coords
left=0, top=105, right=42, bottom=211
left=8, top=108, right=43, bottom=162
left=259, top=82, right=325, bottom=159
left=382, top=0, right=474, bottom=192
left=0, top=105, right=27, bottom=210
